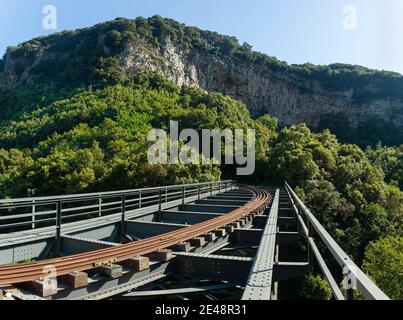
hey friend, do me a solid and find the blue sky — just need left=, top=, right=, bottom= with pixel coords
left=1, top=0, right=403, bottom=73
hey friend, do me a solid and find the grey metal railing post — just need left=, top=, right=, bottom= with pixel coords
left=182, top=186, right=186, bottom=206
left=31, top=200, right=36, bottom=230
left=55, top=201, right=62, bottom=253
left=210, top=182, right=213, bottom=196
left=98, top=195, right=102, bottom=217
left=198, top=185, right=201, bottom=200
left=165, top=188, right=168, bottom=203
left=345, top=286, right=354, bottom=300
left=139, top=190, right=142, bottom=208
left=158, top=190, right=162, bottom=222
left=307, top=220, right=314, bottom=273
left=296, top=207, right=301, bottom=235
left=159, top=190, right=162, bottom=212
left=121, top=194, right=126, bottom=234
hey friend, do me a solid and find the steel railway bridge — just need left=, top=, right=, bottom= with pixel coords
left=0, top=181, right=389, bottom=300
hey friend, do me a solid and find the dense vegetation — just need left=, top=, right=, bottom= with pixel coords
left=0, top=16, right=401, bottom=298
left=363, top=236, right=403, bottom=300
left=366, top=144, right=403, bottom=189
left=293, top=63, right=403, bottom=102
left=317, top=112, right=402, bottom=147
left=0, top=73, right=272, bottom=197
left=262, top=124, right=402, bottom=262
left=299, top=274, right=333, bottom=300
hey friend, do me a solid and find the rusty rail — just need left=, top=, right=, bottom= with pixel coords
left=0, top=186, right=270, bottom=285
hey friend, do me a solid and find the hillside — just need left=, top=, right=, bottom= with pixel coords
left=0, top=62, right=401, bottom=298
left=0, top=16, right=402, bottom=146
left=0, top=70, right=400, bottom=262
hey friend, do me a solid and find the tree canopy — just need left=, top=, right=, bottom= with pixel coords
left=0, top=67, right=401, bottom=298
left=363, top=236, right=403, bottom=300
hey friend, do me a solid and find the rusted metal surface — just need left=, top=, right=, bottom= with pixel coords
left=0, top=186, right=270, bottom=285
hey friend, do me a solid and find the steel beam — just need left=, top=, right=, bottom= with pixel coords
left=273, top=262, right=310, bottom=282
left=121, top=283, right=236, bottom=297
left=277, top=217, right=295, bottom=227
left=230, top=230, right=299, bottom=248
left=60, top=235, right=119, bottom=255
left=125, top=221, right=187, bottom=239
left=159, top=211, right=221, bottom=225
left=277, top=232, right=300, bottom=245
left=66, top=222, right=119, bottom=241
left=195, top=199, right=247, bottom=206
left=242, top=189, right=279, bottom=300
left=253, top=215, right=267, bottom=228
left=180, top=204, right=240, bottom=214
left=19, top=232, right=235, bottom=300
left=230, top=229, right=263, bottom=247
left=175, top=253, right=254, bottom=284
left=0, top=237, right=54, bottom=264
left=209, top=195, right=253, bottom=201
left=50, top=261, right=173, bottom=300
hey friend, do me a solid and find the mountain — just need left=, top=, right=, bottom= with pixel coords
left=0, top=16, right=402, bottom=146
left=0, top=17, right=401, bottom=297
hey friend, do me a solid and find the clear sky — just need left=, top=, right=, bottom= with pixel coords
left=1, top=0, right=403, bottom=73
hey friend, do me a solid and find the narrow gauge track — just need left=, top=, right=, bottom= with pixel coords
left=0, top=186, right=270, bottom=285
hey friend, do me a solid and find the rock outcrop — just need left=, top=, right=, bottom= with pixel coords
left=1, top=17, right=402, bottom=131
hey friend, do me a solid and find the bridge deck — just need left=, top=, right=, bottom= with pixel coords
left=242, top=189, right=279, bottom=300
left=0, top=182, right=389, bottom=301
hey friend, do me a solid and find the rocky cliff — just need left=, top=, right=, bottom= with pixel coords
left=1, top=16, right=402, bottom=134
left=119, top=36, right=403, bottom=128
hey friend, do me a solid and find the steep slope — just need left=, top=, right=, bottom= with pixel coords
left=0, top=16, right=402, bottom=145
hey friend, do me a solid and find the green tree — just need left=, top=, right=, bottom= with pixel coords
left=300, top=274, right=332, bottom=300
left=363, top=236, right=403, bottom=300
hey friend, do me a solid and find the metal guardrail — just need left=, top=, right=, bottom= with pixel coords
left=285, top=182, right=390, bottom=301
left=0, top=181, right=234, bottom=235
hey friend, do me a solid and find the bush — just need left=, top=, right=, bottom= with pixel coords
left=300, top=274, right=332, bottom=300
left=363, top=236, right=403, bottom=300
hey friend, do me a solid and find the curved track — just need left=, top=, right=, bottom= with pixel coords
left=0, top=186, right=270, bottom=285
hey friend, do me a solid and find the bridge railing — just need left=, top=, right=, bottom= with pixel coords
left=0, top=180, right=234, bottom=235
left=285, top=182, right=390, bottom=301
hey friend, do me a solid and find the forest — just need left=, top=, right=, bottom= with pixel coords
left=0, top=16, right=401, bottom=299
left=0, top=72, right=401, bottom=299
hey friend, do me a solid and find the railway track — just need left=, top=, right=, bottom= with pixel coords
left=0, top=186, right=270, bottom=285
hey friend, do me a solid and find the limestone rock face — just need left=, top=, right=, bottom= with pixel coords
left=115, top=37, right=403, bottom=129
left=1, top=26, right=402, bottom=131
